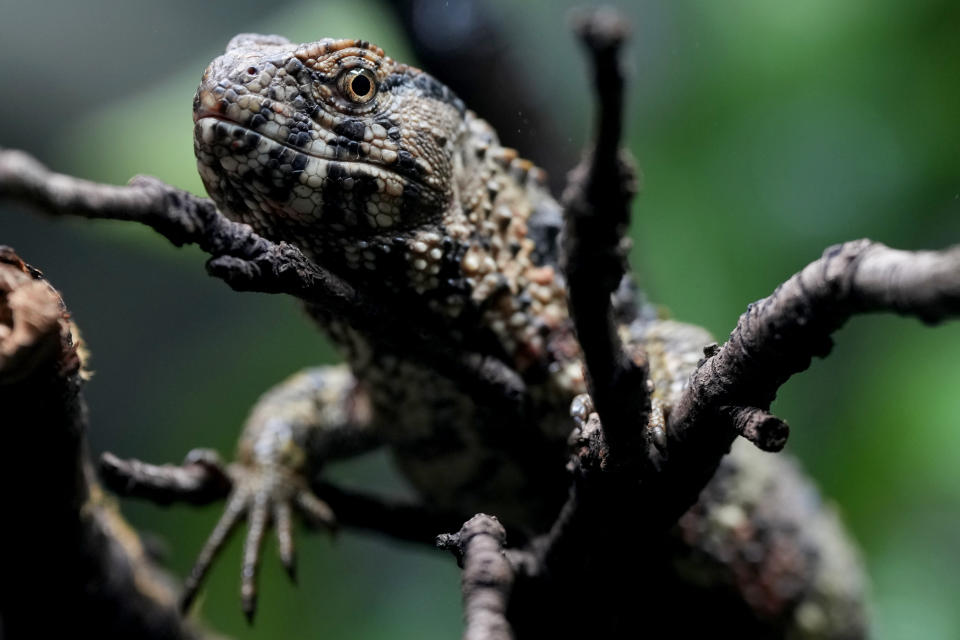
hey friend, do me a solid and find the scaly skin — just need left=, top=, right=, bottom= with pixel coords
left=185, top=34, right=866, bottom=635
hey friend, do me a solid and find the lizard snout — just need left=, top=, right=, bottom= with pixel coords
left=193, top=87, right=224, bottom=122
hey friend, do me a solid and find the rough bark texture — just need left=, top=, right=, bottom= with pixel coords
left=0, top=248, right=206, bottom=640
left=560, top=10, right=653, bottom=472
left=437, top=515, right=516, bottom=640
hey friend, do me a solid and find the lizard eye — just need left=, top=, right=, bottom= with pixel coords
left=339, top=68, right=377, bottom=104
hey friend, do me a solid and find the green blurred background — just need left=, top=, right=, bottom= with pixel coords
left=1, top=1, right=958, bottom=637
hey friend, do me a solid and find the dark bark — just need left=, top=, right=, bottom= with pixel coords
left=654, top=238, right=960, bottom=529
left=0, top=248, right=205, bottom=640
left=676, top=239, right=960, bottom=433
left=437, top=515, right=516, bottom=640
left=560, top=10, right=652, bottom=472
left=99, top=452, right=469, bottom=547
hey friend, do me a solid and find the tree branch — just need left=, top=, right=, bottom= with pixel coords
left=561, top=9, right=651, bottom=471
left=679, top=240, right=960, bottom=433
left=438, top=515, right=517, bottom=640
left=655, top=239, right=960, bottom=526
left=0, top=248, right=208, bottom=639
left=100, top=452, right=468, bottom=546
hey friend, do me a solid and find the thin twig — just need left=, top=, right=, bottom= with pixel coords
left=438, top=515, right=516, bottom=640
left=99, top=452, right=466, bottom=546
left=561, top=9, right=650, bottom=470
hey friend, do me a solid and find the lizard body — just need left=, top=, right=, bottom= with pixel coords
left=194, top=34, right=588, bottom=529
left=187, top=34, right=866, bottom=635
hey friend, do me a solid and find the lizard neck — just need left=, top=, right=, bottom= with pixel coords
left=439, top=111, right=583, bottom=382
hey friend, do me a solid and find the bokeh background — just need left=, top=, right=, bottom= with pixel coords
left=2, top=1, right=959, bottom=637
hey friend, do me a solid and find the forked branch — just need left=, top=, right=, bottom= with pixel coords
left=658, top=239, right=960, bottom=520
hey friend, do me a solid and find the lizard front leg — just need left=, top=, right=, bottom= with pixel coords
left=182, top=364, right=379, bottom=620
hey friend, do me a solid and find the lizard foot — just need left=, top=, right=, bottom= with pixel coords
left=179, top=450, right=336, bottom=623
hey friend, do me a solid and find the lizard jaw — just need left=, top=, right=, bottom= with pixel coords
left=193, top=115, right=447, bottom=237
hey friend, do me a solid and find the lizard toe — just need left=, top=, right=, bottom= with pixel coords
left=181, top=487, right=248, bottom=613
left=294, top=488, right=337, bottom=532
left=273, top=500, right=296, bottom=582
left=240, top=488, right=270, bottom=624
left=180, top=462, right=334, bottom=622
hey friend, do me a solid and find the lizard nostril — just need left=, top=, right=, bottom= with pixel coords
left=246, top=66, right=258, bottom=76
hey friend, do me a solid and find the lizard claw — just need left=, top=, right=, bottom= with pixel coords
left=179, top=463, right=336, bottom=623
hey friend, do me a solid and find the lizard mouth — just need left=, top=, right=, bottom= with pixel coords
left=193, top=102, right=438, bottom=197
left=194, top=114, right=445, bottom=232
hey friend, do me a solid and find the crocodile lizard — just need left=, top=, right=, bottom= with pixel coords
left=181, top=33, right=866, bottom=635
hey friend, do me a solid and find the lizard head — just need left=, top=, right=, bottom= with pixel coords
left=194, top=35, right=573, bottom=373
left=193, top=34, right=466, bottom=264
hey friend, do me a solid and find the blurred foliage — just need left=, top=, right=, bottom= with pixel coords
left=1, top=1, right=959, bottom=638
